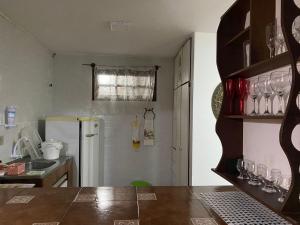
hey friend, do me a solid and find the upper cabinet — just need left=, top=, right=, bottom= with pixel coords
left=174, top=49, right=182, bottom=89
left=181, top=40, right=191, bottom=85
left=174, top=39, right=191, bottom=89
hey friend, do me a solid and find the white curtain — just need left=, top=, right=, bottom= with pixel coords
left=94, top=66, right=156, bottom=101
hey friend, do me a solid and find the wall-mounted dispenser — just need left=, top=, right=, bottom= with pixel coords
left=0, top=106, right=17, bottom=128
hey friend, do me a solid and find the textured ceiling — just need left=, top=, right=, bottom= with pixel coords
left=0, top=0, right=234, bottom=57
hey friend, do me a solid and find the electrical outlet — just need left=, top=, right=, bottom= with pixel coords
left=0, top=136, right=4, bottom=145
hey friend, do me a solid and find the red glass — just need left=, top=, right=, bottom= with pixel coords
left=236, top=78, right=248, bottom=115
left=225, top=79, right=235, bottom=114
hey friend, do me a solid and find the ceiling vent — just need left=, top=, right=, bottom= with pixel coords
left=110, top=21, right=131, bottom=31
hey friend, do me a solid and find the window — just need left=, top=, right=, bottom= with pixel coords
left=93, top=66, right=157, bottom=101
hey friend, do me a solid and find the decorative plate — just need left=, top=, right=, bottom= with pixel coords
left=211, top=83, right=223, bottom=119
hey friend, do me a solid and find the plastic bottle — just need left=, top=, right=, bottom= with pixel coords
left=5, top=106, right=16, bottom=126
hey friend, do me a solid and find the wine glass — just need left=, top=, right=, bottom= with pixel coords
left=248, top=78, right=260, bottom=115
left=275, top=175, right=291, bottom=203
left=247, top=161, right=261, bottom=186
left=275, top=26, right=286, bottom=55
left=270, top=71, right=290, bottom=115
left=258, top=75, right=273, bottom=115
left=284, top=68, right=293, bottom=109
left=257, top=164, right=267, bottom=185
left=270, top=169, right=282, bottom=191
left=236, top=78, right=247, bottom=115
left=261, top=167, right=278, bottom=193
left=266, top=22, right=276, bottom=58
left=225, top=79, right=235, bottom=114
left=236, top=159, right=246, bottom=180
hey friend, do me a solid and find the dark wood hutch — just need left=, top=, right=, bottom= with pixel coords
left=214, top=0, right=300, bottom=223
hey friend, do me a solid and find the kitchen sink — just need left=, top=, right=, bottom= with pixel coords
left=30, top=159, right=56, bottom=170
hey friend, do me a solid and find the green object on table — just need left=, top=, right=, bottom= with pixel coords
left=131, top=180, right=151, bottom=187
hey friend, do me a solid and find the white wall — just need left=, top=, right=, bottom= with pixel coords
left=52, top=54, right=173, bottom=186
left=191, top=32, right=230, bottom=186
left=0, top=13, right=53, bottom=162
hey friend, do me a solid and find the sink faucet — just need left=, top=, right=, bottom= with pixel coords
left=11, top=137, right=41, bottom=159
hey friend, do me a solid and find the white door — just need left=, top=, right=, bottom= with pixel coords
left=181, top=40, right=191, bottom=84
left=172, top=87, right=182, bottom=186
left=179, top=84, right=190, bottom=186
left=81, top=119, right=103, bottom=187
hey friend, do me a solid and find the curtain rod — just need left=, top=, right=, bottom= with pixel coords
left=82, top=63, right=160, bottom=70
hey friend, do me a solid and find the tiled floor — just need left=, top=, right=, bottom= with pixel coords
left=0, top=186, right=237, bottom=225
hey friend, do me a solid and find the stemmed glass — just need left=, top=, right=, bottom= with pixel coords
left=284, top=68, right=293, bottom=109
left=225, top=79, right=235, bottom=114
left=236, top=78, right=247, bottom=115
left=257, top=164, right=267, bottom=185
left=275, top=175, right=291, bottom=203
left=236, top=159, right=248, bottom=180
left=258, top=75, right=273, bottom=115
left=275, top=26, right=286, bottom=55
left=266, top=21, right=277, bottom=58
left=270, top=71, right=290, bottom=115
left=247, top=161, right=261, bottom=186
left=248, top=78, right=259, bottom=115
left=261, top=168, right=280, bottom=193
left=270, top=169, right=282, bottom=192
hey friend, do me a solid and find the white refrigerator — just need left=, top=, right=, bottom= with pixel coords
left=45, top=116, right=104, bottom=187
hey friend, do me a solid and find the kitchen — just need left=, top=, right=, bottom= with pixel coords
left=0, top=0, right=300, bottom=224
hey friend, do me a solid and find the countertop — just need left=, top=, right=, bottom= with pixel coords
left=0, top=186, right=297, bottom=225
left=0, top=156, right=72, bottom=180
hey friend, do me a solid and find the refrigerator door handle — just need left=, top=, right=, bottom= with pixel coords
left=85, top=133, right=98, bottom=138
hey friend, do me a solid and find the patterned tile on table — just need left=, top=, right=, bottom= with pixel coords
left=114, top=220, right=139, bottom=225
left=137, top=193, right=157, bottom=201
left=74, top=194, right=97, bottom=203
left=191, top=218, right=218, bottom=225
left=32, top=222, right=60, bottom=225
left=0, top=188, right=24, bottom=206
left=6, top=195, right=35, bottom=204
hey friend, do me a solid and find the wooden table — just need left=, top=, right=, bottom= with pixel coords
left=0, top=186, right=292, bottom=225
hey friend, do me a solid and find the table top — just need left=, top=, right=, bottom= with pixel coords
left=0, top=186, right=294, bottom=225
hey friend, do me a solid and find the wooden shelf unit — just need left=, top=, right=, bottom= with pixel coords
left=215, top=0, right=300, bottom=221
